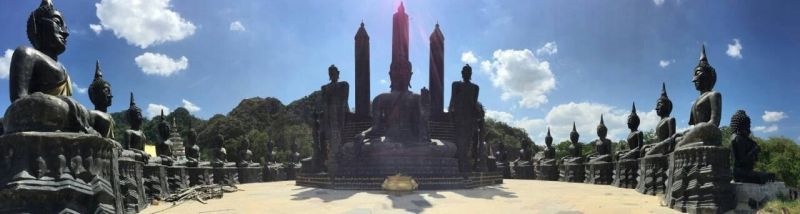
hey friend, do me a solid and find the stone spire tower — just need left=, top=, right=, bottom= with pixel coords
left=429, top=22, right=444, bottom=119
left=389, top=2, right=412, bottom=91
left=354, top=21, right=370, bottom=119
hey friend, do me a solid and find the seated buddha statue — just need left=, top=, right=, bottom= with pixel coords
left=87, top=61, right=115, bottom=139
left=237, top=138, right=260, bottom=167
left=646, top=45, right=722, bottom=155
left=587, top=116, right=612, bottom=163
left=617, top=103, right=644, bottom=160
left=729, top=110, right=775, bottom=184
left=211, top=134, right=232, bottom=167
left=3, top=0, right=114, bottom=137
left=561, top=123, right=584, bottom=164
left=538, top=128, right=557, bottom=165
left=348, top=65, right=456, bottom=159
left=152, top=110, right=174, bottom=166
left=185, top=123, right=200, bottom=167
left=122, top=93, right=150, bottom=163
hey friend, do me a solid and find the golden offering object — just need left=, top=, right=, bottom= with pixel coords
left=382, top=173, right=418, bottom=192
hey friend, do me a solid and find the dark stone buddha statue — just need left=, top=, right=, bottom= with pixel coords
left=647, top=45, right=722, bottom=156
left=123, top=93, right=149, bottom=163
left=185, top=123, right=200, bottom=167
left=153, top=110, right=173, bottom=166
left=211, top=134, right=229, bottom=167
left=730, top=110, right=775, bottom=184
left=3, top=0, right=113, bottom=137
left=237, top=138, right=259, bottom=167
left=87, top=61, right=115, bottom=139
left=587, top=116, right=612, bottom=163
left=451, top=64, right=481, bottom=172
left=320, top=65, right=349, bottom=169
left=617, top=103, right=644, bottom=160
left=655, top=83, right=676, bottom=143
left=516, top=138, right=534, bottom=166
left=541, top=128, right=556, bottom=163
left=562, top=123, right=583, bottom=164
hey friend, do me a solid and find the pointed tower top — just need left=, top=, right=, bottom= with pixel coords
left=398, top=2, right=405, bottom=13
left=129, top=92, right=135, bottom=107
left=94, top=60, right=103, bottom=80
left=355, top=20, right=369, bottom=39
left=430, top=21, right=444, bottom=40
left=699, top=44, right=708, bottom=63
left=631, top=102, right=637, bottom=114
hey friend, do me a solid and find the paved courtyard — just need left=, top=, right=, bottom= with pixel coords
left=142, top=180, right=678, bottom=214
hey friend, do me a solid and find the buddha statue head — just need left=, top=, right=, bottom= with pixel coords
left=461, top=64, right=472, bottom=82
left=89, top=61, right=113, bottom=112
left=27, top=0, right=68, bottom=57
left=730, top=110, right=751, bottom=136
left=628, top=102, right=640, bottom=131
left=597, top=115, right=608, bottom=139
left=157, top=110, right=170, bottom=141
left=127, top=93, right=143, bottom=130
left=656, top=82, right=673, bottom=118
left=328, top=64, right=339, bottom=83
left=693, top=45, right=717, bottom=93
left=570, top=122, right=580, bottom=144
left=545, top=127, right=553, bottom=147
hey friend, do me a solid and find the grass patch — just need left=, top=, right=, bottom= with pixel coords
left=760, top=199, right=800, bottom=214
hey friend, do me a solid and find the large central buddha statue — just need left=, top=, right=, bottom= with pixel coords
left=347, top=3, right=456, bottom=160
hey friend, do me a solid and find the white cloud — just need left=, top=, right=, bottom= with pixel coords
left=480, top=48, right=556, bottom=108
left=726, top=39, right=743, bottom=59
left=146, top=103, right=170, bottom=119
left=182, top=99, right=201, bottom=113
left=754, top=125, right=779, bottom=133
left=89, top=24, right=102, bottom=35
left=659, top=59, right=674, bottom=68
left=487, top=102, right=659, bottom=142
left=762, top=111, right=787, bottom=123
left=72, top=82, right=88, bottom=94
left=135, top=52, right=188, bottom=76
left=653, top=0, right=665, bottom=6
left=535, top=42, right=558, bottom=56
left=486, top=110, right=514, bottom=124
left=380, top=79, right=387, bottom=84
left=0, top=49, right=12, bottom=79
left=229, top=21, right=246, bottom=32
left=461, top=51, right=478, bottom=64
left=95, top=0, right=196, bottom=48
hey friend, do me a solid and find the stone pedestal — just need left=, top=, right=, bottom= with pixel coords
left=238, top=166, right=264, bottom=183
left=144, top=164, right=168, bottom=201
left=187, top=167, right=213, bottom=186
left=664, top=146, right=734, bottom=213
left=584, top=161, right=614, bottom=184
left=0, top=132, right=123, bottom=214
left=213, top=167, right=239, bottom=185
left=535, top=162, right=559, bottom=181
left=119, top=157, right=147, bottom=213
left=636, top=154, right=668, bottom=195
left=560, top=162, right=585, bottom=183
left=166, top=166, right=189, bottom=193
left=612, top=159, right=639, bottom=188
left=513, top=164, right=535, bottom=179
left=732, top=182, right=789, bottom=213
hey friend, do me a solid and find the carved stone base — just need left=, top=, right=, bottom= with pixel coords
left=238, top=166, right=263, bottom=183
left=612, top=159, right=639, bottom=188
left=559, top=162, right=585, bottom=183
left=338, top=157, right=461, bottom=177
left=187, top=167, right=213, bottom=186
left=0, top=132, right=122, bottom=214
left=166, top=166, right=189, bottom=193
left=512, top=164, right=535, bottom=179
left=636, top=154, right=668, bottom=195
left=119, top=157, right=147, bottom=213
left=535, top=162, right=559, bottom=181
left=144, top=164, right=168, bottom=201
left=584, top=161, right=614, bottom=184
left=296, top=171, right=503, bottom=190
left=664, top=146, right=734, bottom=213
left=212, top=167, right=239, bottom=185
left=732, top=182, right=789, bottom=212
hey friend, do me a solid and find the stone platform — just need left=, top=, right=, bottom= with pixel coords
left=141, top=180, right=679, bottom=214
left=296, top=172, right=502, bottom=190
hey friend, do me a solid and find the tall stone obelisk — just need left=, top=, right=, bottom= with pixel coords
left=429, top=23, right=444, bottom=119
left=389, top=2, right=412, bottom=91
left=354, top=22, right=370, bottom=119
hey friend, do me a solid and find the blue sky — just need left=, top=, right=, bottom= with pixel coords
left=1, top=0, right=798, bottom=143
